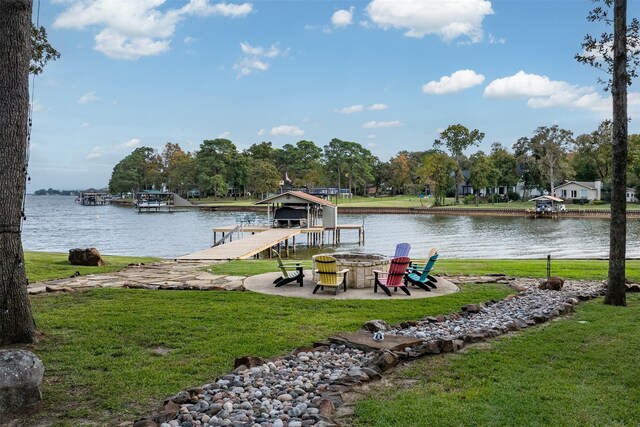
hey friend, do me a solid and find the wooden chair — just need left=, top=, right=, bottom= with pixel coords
left=373, top=256, right=412, bottom=296
left=271, top=249, right=304, bottom=287
left=313, top=255, right=348, bottom=295
left=405, top=249, right=439, bottom=291
left=393, top=242, right=411, bottom=258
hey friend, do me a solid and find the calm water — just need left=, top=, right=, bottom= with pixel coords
left=21, top=195, right=640, bottom=259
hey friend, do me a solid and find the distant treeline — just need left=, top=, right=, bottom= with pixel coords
left=33, top=189, right=79, bottom=196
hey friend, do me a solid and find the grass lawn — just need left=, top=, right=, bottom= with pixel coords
left=352, top=294, right=640, bottom=427
left=25, top=251, right=160, bottom=283
left=13, top=256, right=637, bottom=425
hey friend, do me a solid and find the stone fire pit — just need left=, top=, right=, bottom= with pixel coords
left=312, top=253, right=390, bottom=289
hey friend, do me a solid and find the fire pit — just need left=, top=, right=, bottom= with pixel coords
left=312, top=253, right=389, bottom=289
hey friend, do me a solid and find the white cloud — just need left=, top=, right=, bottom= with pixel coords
left=366, top=0, right=493, bottom=42
left=257, top=128, right=265, bottom=136
left=234, top=42, right=288, bottom=77
left=363, top=120, right=404, bottom=128
left=368, top=103, right=389, bottom=111
left=218, top=131, right=231, bottom=138
left=367, top=134, right=378, bottom=139
left=31, top=99, right=44, bottom=112
left=54, top=0, right=253, bottom=59
left=337, top=104, right=364, bottom=114
left=78, top=91, right=99, bottom=104
left=332, top=7, right=355, bottom=27
left=184, top=36, right=197, bottom=45
left=422, top=69, right=485, bottom=94
left=270, top=125, right=305, bottom=136
left=484, top=70, right=609, bottom=111
left=81, top=122, right=90, bottom=127
left=86, top=146, right=105, bottom=159
left=116, top=138, right=141, bottom=150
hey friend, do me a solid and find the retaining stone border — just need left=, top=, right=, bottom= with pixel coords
left=132, top=277, right=606, bottom=427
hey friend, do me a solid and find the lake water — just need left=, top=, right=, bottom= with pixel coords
left=21, top=195, right=639, bottom=259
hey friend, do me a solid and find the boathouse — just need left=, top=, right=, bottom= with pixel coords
left=255, top=191, right=334, bottom=228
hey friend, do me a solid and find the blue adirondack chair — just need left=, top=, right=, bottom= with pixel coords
left=393, top=242, right=411, bottom=258
left=405, top=249, right=439, bottom=291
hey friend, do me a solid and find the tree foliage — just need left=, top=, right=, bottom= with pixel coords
left=30, top=23, right=60, bottom=75
left=434, top=124, right=485, bottom=203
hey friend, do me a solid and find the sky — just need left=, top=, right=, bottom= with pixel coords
left=28, top=0, right=640, bottom=190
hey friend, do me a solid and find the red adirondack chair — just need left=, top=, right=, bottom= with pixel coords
left=373, top=256, right=412, bottom=296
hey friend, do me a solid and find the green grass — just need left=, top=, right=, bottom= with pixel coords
left=352, top=294, right=640, bottom=427
left=25, top=251, right=160, bottom=283
left=212, top=258, right=640, bottom=282
left=27, top=283, right=512, bottom=425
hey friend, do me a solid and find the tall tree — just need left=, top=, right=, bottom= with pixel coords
left=323, top=138, right=375, bottom=196
left=417, top=151, right=456, bottom=206
left=195, top=138, right=238, bottom=190
left=434, top=124, right=484, bottom=203
left=468, top=151, right=497, bottom=206
left=577, top=0, right=640, bottom=306
left=30, top=23, right=60, bottom=75
left=490, top=142, right=519, bottom=194
left=513, top=137, right=544, bottom=200
left=0, top=0, right=37, bottom=345
left=573, top=121, right=613, bottom=180
left=386, top=152, right=412, bottom=195
left=527, top=125, right=574, bottom=195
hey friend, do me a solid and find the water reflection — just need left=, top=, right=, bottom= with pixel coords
left=21, top=195, right=634, bottom=259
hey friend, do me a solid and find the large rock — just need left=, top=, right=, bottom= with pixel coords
left=0, top=350, right=44, bottom=423
left=68, top=247, right=105, bottom=266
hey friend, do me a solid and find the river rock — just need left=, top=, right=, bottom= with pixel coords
left=68, top=247, right=105, bottom=266
left=0, top=350, right=44, bottom=423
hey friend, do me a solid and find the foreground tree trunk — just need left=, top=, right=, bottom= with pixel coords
left=606, top=0, right=628, bottom=306
left=0, top=0, right=37, bottom=344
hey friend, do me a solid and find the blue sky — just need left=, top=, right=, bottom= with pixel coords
left=30, top=0, right=640, bottom=190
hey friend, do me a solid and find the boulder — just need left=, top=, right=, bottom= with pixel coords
left=68, top=247, right=105, bottom=266
left=362, top=320, right=390, bottom=333
left=0, top=350, right=44, bottom=423
left=539, top=276, right=564, bottom=291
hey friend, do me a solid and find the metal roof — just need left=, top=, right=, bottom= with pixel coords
left=528, top=195, right=564, bottom=202
left=255, top=191, right=334, bottom=206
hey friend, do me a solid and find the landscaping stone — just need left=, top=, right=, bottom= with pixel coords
left=0, top=350, right=44, bottom=423
left=68, top=247, right=105, bottom=266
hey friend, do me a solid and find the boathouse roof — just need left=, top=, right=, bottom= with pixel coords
left=255, top=191, right=334, bottom=206
left=528, top=195, right=564, bottom=203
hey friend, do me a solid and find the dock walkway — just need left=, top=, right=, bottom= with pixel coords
left=177, top=228, right=303, bottom=261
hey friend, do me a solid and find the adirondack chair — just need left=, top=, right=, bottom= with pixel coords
left=312, top=255, right=348, bottom=295
left=271, top=249, right=304, bottom=287
left=373, top=256, right=412, bottom=296
left=393, top=242, right=411, bottom=258
left=405, top=249, right=439, bottom=291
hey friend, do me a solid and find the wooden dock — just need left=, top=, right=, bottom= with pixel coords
left=177, top=228, right=305, bottom=261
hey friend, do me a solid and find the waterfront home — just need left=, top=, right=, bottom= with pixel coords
left=555, top=180, right=602, bottom=201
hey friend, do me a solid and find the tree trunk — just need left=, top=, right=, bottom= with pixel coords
left=606, top=0, right=628, bottom=306
left=0, top=0, right=37, bottom=345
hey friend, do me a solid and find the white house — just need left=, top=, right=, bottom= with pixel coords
left=627, top=187, right=637, bottom=203
left=554, top=181, right=602, bottom=201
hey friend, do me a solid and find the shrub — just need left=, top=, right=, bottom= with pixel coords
left=508, top=191, right=520, bottom=201
left=463, top=195, right=475, bottom=205
left=593, top=200, right=605, bottom=205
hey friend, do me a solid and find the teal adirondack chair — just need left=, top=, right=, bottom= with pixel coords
left=405, top=249, right=439, bottom=291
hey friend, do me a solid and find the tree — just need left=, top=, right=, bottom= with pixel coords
left=323, top=138, right=375, bottom=196
left=0, top=0, right=37, bottom=345
left=108, top=147, right=162, bottom=194
left=577, top=0, right=640, bottom=306
left=573, top=121, right=613, bottom=180
left=526, top=125, right=574, bottom=195
left=468, top=151, right=497, bottom=206
left=30, top=23, right=60, bottom=75
left=195, top=139, right=238, bottom=190
left=434, top=124, right=484, bottom=203
left=246, top=160, right=280, bottom=196
left=386, top=152, right=412, bottom=195
left=489, top=142, right=519, bottom=193
left=513, top=137, right=544, bottom=200
left=417, top=151, right=456, bottom=206
left=277, top=140, right=323, bottom=186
